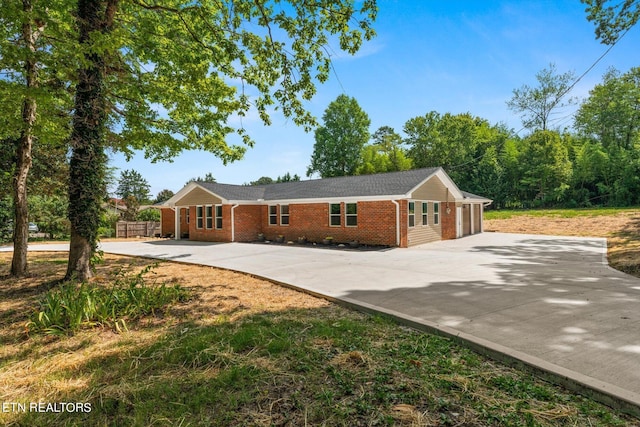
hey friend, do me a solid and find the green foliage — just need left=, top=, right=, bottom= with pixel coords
left=582, top=0, right=640, bottom=44
left=357, top=126, right=412, bottom=174
left=58, top=0, right=377, bottom=279
left=122, top=195, right=140, bottom=222
left=153, top=189, right=174, bottom=204
left=28, top=195, right=70, bottom=239
left=276, top=172, right=301, bottom=182
left=186, top=172, right=217, bottom=186
left=307, top=94, right=371, bottom=177
left=116, top=169, right=151, bottom=203
left=519, top=131, right=573, bottom=206
left=506, top=64, right=576, bottom=131
left=26, top=264, right=190, bottom=335
left=136, top=208, right=161, bottom=222
left=248, top=176, right=274, bottom=186
left=0, top=197, right=13, bottom=242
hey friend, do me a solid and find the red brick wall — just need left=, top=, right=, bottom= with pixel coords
left=160, top=208, right=174, bottom=236
left=188, top=205, right=231, bottom=242
left=441, top=202, right=457, bottom=240
left=233, top=205, right=262, bottom=242
left=259, top=201, right=398, bottom=246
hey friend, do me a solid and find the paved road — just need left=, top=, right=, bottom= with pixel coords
left=6, top=233, right=640, bottom=413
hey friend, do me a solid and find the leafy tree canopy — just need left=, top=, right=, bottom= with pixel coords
left=582, top=0, right=640, bottom=44
left=154, top=189, right=175, bottom=204
left=116, top=169, right=151, bottom=203
left=506, top=64, right=576, bottom=132
left=307, top=94, right=371, bottom=177
left=187, top=172, right=217, bottom=185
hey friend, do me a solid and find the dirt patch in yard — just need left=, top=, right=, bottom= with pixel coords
left=485, top=210, right=640, bottom=277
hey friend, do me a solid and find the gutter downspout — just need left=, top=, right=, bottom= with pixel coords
left=231, top=204, right=239, bottom=242
left=173, top=207, right=179, bottom=241
left=391, top=200, right=400, bottom=247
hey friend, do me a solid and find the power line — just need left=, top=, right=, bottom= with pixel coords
left=448, top=27, right=631, bottom=171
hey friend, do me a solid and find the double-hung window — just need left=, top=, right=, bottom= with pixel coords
left=421, top=202, right=428, bottom=226
left=185, top=208, right=190, bottom=224
left=215, top=205, right=223, bottom=229
left=205, top=206, right=213, bottom=229
left=345, top=203, right=357, bottom=226
left=280, top=205, right=289, bottom=225
left=434, top=202, right=440, bottom=225
left=329, top=203, right=341, bottom=226
left=408, top=202, right=415, bottom=227
left=269, top=205, right=277, bottom=225
left=196, top=206, right=204, bottom=229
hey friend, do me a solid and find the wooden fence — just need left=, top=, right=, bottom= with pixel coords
left=116, top=221, right=161, bottom=238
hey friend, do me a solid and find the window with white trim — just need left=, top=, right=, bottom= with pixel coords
left=269, top=205, right=277, bottom=225
left=421, top=202, right=428, bottom=226
left=215, top=205, right=223, bottom=229
left=408, top=202, right=415, bottom=227
left=196, top=206, right=203, bottom=229
left=280, top=204, right=289, bottom=225
left=205, top=205, right=213, bottom=229
left=329, top=203, right=341, bottom=226
left=434, top=202, right=440, bottom=225
left=346, top=203, right=357, bottom=226
left=185, top=208, right=190, bottom=224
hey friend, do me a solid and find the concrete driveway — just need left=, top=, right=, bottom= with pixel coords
left=8, top=232, right=640, bottom=412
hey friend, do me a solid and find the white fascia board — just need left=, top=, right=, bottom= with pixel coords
left=162, top=182, right=229, bottom=206
left=406, top=167, right=465, bottom=200
left=258, top=194, right=407, bottom=205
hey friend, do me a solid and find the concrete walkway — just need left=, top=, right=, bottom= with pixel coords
left=6, top=233, right=640, bottom=414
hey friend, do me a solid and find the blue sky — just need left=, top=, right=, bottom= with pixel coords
left=109, top=0, right=640, bottom=197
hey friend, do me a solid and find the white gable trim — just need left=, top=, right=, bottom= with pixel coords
left=406, top=167, right=465, bottom=200
left=162, top=182, right=229, bottom=207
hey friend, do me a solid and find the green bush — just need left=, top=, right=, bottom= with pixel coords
left=26, top=264, right=190, bottom=335
left=136, top=208, right=160, bottom=222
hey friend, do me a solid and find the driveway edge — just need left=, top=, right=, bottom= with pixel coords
left=254, top=275, right=640, bottom=419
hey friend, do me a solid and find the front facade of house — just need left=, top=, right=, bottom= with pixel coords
left=160, top=168, right=491, bottom=248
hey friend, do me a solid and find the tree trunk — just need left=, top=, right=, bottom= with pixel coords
left=11, top=0, right=39, bottom=277
left=65, top=0, right=118, bottom=281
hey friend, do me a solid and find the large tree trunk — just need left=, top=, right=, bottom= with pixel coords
left=11, top=0, right=40, bottom=277
left=65, top=0, right=118, bottom=281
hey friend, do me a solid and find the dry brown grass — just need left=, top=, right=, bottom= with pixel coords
left=485, top=210, right=640, bottom=277
left=0, top=251, right=328, bottom=424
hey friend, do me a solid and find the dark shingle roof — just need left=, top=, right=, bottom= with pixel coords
left=199, top=167, right=442, bottom=201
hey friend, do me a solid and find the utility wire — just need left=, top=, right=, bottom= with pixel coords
left=448, top=27, right=631, bottom=171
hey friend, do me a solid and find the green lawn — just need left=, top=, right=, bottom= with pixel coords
left=484, top=206, right=639, bottom=220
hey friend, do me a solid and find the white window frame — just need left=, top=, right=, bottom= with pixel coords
left=408, top=201, right=415, bottom=228
left=185, top=208, right=190, bottom=224
left=421, top=201, right=428, bottom=226
left=196, top=206, right=204, bottom=229
left=329, top=203, right=341, bottom=227
left=215, top=204, right=223, bottom=229
left=205, top=205, right=213, bottom=229
left=280, top=204, right=290, bottom=226
left=268, top=205, right=277, bottom=226
left=345, top=202, right=357, bottom=227
left=434, top=202, right=440, bottom=225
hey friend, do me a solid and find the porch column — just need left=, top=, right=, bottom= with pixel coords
left=470, top=203, right=475, bottom=235
left=174, top=206, right=180, bottom=240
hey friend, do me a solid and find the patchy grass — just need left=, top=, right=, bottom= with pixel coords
left=485, top=208, right=640, bottom=278
left=484, top=207, right=639, bottom=220
left=0, top=252, right=637, bottom=426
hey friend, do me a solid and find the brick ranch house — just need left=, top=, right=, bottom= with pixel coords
left=159, top=167, right=492, bottom=248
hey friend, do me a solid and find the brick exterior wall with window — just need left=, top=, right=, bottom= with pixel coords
left=258, top=201, right=397, bottom=246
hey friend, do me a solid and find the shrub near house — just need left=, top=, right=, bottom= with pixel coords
left=160, top=168, right=491, bottom=248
